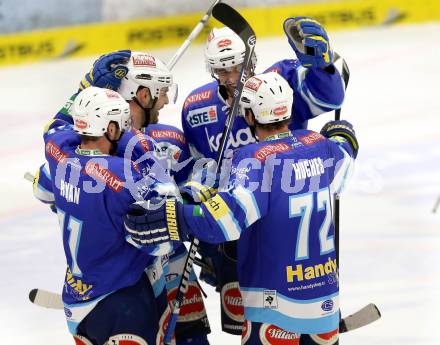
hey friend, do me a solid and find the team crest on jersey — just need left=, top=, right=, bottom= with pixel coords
left=168, top=282, right=206, bottom=322
left=299, top=132, right=325, bottom=145
left=184, top=90, right=213, bottom=108
left=254, top=143, right=291, bottom=162
left=187, top=105, right=218, bottom=128
left=259, top=324, right=300, bottom=345
left=245, top=77, right=263, bottom=92
left=221, top=282, right=244, bottom=322
left=132, top=54, right=156, bottom=67
left=217, top=38, right=232, bottom=48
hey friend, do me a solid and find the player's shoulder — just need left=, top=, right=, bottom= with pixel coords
left=182, top=81, right=218, bottom=111
left=85, top=154, right=140, bottom=191
left=146, top=124, right=186, bottom=144
left=44, top=126, right=79, bottom=159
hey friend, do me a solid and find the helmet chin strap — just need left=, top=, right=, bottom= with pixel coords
left=133, top=96, right=158, bottom=129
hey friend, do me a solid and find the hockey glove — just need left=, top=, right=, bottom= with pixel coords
left=320, top=120, right=359, bottom=158
left=180, top=159, right=219, bottom=203
left=124, top=197, right=190, bottom=248
left=78, top=50, right=131, bottom=91
left=283, top=17, right=334, bottom=69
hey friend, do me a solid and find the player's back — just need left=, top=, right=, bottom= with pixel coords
left=44, top=128, right=153, bottom=306
left=233, top=129, right=353, bottom=333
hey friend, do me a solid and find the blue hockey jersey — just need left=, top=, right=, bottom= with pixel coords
left=183, top=130, right=355, bottom=334
left=38, top=119, right=176, bottom=333
left=181, top=59, right=345, bottom=160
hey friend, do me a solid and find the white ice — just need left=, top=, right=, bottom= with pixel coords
left=0, top=22, right=439, bottom=344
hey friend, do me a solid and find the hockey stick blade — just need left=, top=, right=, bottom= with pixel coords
left=339, top=303, right=381, bottom=333
left=212, top=3, right=255, bottom=44
left=29, top=288, right=63, bottom=310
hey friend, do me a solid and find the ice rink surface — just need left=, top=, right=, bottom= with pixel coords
left=0, top=22, right=439, bottom=344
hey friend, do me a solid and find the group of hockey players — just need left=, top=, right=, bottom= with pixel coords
left=32, top=13, right=358, bottom=345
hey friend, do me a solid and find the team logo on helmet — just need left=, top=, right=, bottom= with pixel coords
left=259, top=324, right=300, bottom=345
left=74, top=119, right=88, bottom=129
left=217, top=38, right=232, bottom=48
left=221, top=282, right=244, bottom=322
left=245, top=77, right=263, bottom=92
left=132, top=54, right=156, bottom=67
left=273, top=106, right=288, bottom=116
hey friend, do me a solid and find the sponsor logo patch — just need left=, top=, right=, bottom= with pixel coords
left=150, top=129, right=186, bottom=144
left=184, top=90, right=213, bottom=108
left=273, top=105, right=288, bottom=116
left=133, top=129, right=150, bottom=152
left=45, top=140, right=68, bottom=164
left=208, top=127, right=256, bottom=152
left=74, top=119, right=88, bottom=129
left=263, top=290, right=278, bottom=309
left=310, top=329, right=339, bottom=345
left=321, top=299, right=334, bottom=312
left=299, top=132, right=325, bottom=145
left=259, top=324, right=300, bottom=345
left=204, top=194, right=230, bottom=221
left=167, top=282, right=206, bottom=322
left=254, top=143, right=291, bottom=162
left=217, top=38, right=232, bottom=48
left=187, top=105, right=218, bottom=128
left=132, top=54, right=156, bottom=67
left=245, top=77, right=263, bottom=92
left=221, top=282, right=244, bottom=322
left=84, top=161, right=125, bottom=192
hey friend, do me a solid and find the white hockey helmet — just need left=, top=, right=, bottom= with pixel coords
left=118, top=52, right=174, bottom=101
left=204, top=27, right=256, bottom=73
left=239, top=72, right=293, bottom=124
left=72, top=86, right=131, bottom=137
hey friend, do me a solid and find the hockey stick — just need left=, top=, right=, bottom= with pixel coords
left=163, top=3, right=256, bottom=344
left=29, top=287, right=380, bottom=333
left=334, top=57, right=350, bottom=270
left=166, top=0, right=222, bottom=70
left=432, top=195, right=440, bottom=213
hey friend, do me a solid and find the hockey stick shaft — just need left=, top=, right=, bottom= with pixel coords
left=166, top=0, right=222, bottom=70
left=164, top=4, right=256, bottom=344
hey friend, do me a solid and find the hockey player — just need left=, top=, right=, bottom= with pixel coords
left=35, top=86, right=177, bottom=345
left=77, top=50, right=210, bottom=344
left=124, top=72, right=359, bottom=345
left=181, top=17, right=346, bottom=334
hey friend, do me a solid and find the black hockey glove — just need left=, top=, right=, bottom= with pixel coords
left=320, top=120, right=359, bottom=158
